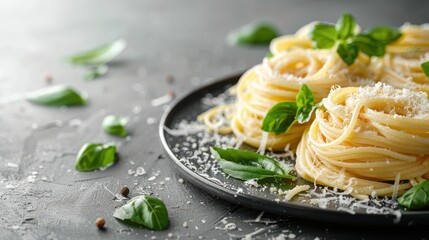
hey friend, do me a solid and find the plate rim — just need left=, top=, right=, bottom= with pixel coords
left=158, top=73, right=429, bottom=226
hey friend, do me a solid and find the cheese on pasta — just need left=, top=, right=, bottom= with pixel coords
left=296, top=83, right=429, bottom=197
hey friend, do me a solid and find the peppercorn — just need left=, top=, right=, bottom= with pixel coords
left=95, top=218, right=105, bottom=229
left=120, top=186, right=130, bottom=197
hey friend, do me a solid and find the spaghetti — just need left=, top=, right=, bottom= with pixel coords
left=296, top=83, right=429, bottom=198
left=378, top=24, right=429, bottom=94
left=199, top=23, right=375, bottom=151
left=230, top=49, right=353, bottom=151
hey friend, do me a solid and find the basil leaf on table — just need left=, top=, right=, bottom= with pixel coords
left=352, top=34, right=385, bottom=57
left=210, top=147, right=295, bottom=181
left=367, top=26, right=402, bottom=45
left=102, top=115, right=128, bottom=137
left=310, top=23, right=337, bottom=49
left=397, top=180, right=429, bottom=210
left=113, top=195, right=169, bottom=231
left=66, top=39, right=126, bottom=65
left=227, top=22, right=279, bottom=45
left=75, top=143, right=116, bottom=171
left=336, top=13, right=356, bottom=40
left=27, top=85, right=87, bottom=107
left=84, top=65, right=108, bottom=81
left=421, top=61, right=429, bottom=78
left=336, top=41, right=359, bottom=65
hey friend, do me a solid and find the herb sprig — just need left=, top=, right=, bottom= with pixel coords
left=227, top=22, right=279, bottom=46
left=66, top=39, right=126, bottom=66
left=102, top=115, right=129, bottom=137
left=397, top=180, right=429, bottom=210
left=66, top=39, right=126, bottom=80
left=210, top=147, right=295, bottom=181
left=310, top=13, right=402, bottom=65
left=26, top=85, right=87, bottom=107
left=261, top=84, right=321, bottom=135
left=113, top=195, right=169, bottom=230
left=75, top=143, right=116, bottom=171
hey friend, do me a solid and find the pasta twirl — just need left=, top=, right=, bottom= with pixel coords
left=296, top=83, right=429, bottom=198
left=230, top=49, right=352, bottom=151
left=378, top=24, right=429, bottom=94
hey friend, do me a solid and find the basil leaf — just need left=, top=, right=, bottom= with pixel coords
left=352, top=34, right=385, bottom=57
left=210, top=147, right=295, bottom=181
left=310, top=23, right=337, bottom=49
left=261, top=102, right=297, bottom=135
left=113, top=195, right=169, bottom=230
left=295, top=84, right=320, bottom=123
left=266, top=52, right=274, bottom=59
left=84, top=65, right=108, bottom=81
left=262, top=85, right=320, bottom=133
left=75, top=143, right=116, bottom=171
left=227, top=22, right=279, bottom=45
left=296, top=84, right=315, bottom=108
left=421, top=61, right=429, bottom=78
left=336, top=13, right=356, bottom=40
left=102, top=115, right=128, bottom=137
left=297, top=102, right=322, bottom=124
left=367, top=26, right=402, bottom=45
left=66, top=39, right=126, bottom=65
left=397, top=180, right=429, bottom=210
left=27, top=85, right=87, bottom=107
left=336, top=42, right=359, bottom=65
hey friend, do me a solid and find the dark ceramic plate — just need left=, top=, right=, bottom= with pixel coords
left=159, top=73, right=429, bottom=226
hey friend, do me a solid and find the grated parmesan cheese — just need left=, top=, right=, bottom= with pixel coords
left=285, top=185, right=310, bottom=201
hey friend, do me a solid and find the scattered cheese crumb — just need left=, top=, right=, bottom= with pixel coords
left=285, top=185, right=310, bottom=201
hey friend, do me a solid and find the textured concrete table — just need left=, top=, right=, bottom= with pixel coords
left=0, top=0, right=428, bottom=239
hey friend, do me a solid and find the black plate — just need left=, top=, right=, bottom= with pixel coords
left=159, top=73, right=429, bottom=226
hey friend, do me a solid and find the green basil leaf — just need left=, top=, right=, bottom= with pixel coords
left=296, top=84, right=315, bottom=108
left=336, top=42, right=359, bottom=65
left=27, top=85, right=87, bottom=107
left=352, top=34, right=385, bottom=57
left=295, top=84, right=320, bottom=123
left=296, top=103, right=322, bottom=124
left=84, top=65, right=108, bottom=81
left=421, top=61, right=429, bottom=78
left=310, top=23, right=337, bottom=49
left=102, top=115, right=128, bottom=137
left=210, top=147, right=295, bottom=181
left=336, top=13, right=356, bottom=40
left=261, top=102, right=298, bottom=135
left=113, top=195, right=169, bottom=230
left=296, top=105, right=315, bottom=124
left=397, top=180, right=429, bottom=210
left=66, top=39, right=126, bottom=65
left=227, top=22, right=279, bottom=45
left=367, top=26, right=402, bottom=45
left=75, top=143, right=116, bottom=171
left=266, top=52, right=274, bottom=59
